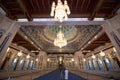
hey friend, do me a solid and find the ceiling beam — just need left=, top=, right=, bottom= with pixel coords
left=0, top=1, right=16, bottom=19
left=88, top=0, right=104, bottom=20
left=86, top=0, right=91, bottom=11
left=41, top=0, right=46, bottom=10
left=80, top=0, right=86, bottom=11
left=35, top=0, right=41, bottom=10
left=91, top=43, right=104, bottom=46
left=47, top=0, right=51, bottom=9
left=18, top=31, right=41, bottom=50
left=75, top=0, right=79, bottom=10
left=92, top=40, right=107, bottom=43
left=80, top=30, right=104, bottom=51
left=19, top=20, right=104, bottom=26
left=17, top=0, right=32, bottom=21
left=15, top=41, right=27, bottom=43
left=30, top=0, right=35, bottom=10
left=105, top=2, right=120, bottom=19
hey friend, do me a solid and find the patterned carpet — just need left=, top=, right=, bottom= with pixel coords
left=34, top=69, right=86, bottom=80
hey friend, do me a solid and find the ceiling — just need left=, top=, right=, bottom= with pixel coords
left=43, top=26, right=77, bottom=41
left=82, top=32, right=111, bottom=54
left=20, top=25, right=102, bottom=53
left=0, top=0, right=120, bottom=21
left=1, top=0, right=118, bottom=54
left=12, top=32, right=39, bottom=55
left=12, top=25, right=110, bottom=55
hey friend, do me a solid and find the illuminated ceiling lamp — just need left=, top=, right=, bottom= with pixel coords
left=71, top=58, right=74, bottom=62
left=50, top=0, right=70, bottom=22
left=54, top=26, right=67, bottom=48
left=99, top=50, right=105, bottom=56
left=17, top=50, right=23, bottom=57
left=92, top=54, right=96, bottom=59
left=26, top=54, right=30, bottom=59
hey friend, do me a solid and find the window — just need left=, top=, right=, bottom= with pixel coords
left=30, top=60, right=33, bottom=69
left=10, top=57, right=19, bottom=70
left=19, top=59, right=25, bottom=70
left=84, top=61, right=89, bottom=70
left=26, top=59, right=30, bottom=70
left=86, top=61, right=90, bottom=70
left=92, top=59, right=97, bottom=70
left=97, top=58, right=104, bottom=71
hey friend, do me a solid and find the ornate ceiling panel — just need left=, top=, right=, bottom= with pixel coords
left=43, top=26, right=78, bottom=42
left=20, top=25, right=102, bottom=53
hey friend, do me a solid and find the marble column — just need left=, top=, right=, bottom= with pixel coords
left=102, top=14, right=120, bottom=57
left=38, top=51, right=47, bottom=70
left=0, top=14, right=20, bottom=67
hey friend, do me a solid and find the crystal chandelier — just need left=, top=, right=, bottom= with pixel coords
left=50, top=0, right=70, bottom=22
left=54, top=26, right=67, bottom=48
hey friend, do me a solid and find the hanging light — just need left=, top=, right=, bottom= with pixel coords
left=7, top=47, right=10, bottom=52
left=83, top=58, right=86, bottom=61
left=17, top=50, right=23, bottom=57
left=54, top=26, right=67, bottom=48
left=99, top=50, right=105, bottom=56
left=92, top=54, right=96, bottom=59
left=59, top=57, right=62, bottom=61
left=50, top=0, right=70, bottom=22
left=113, top=47, right=117, bottom=52
left=26, top=54, right=30, bottom=59
left=47, top=58, right=50, bottom=61
left=71, top=58, right=74, bottom=62
left=36, top=58, right=38, bottom=61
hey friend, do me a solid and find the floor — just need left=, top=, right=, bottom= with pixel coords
left=34, top=69, right=86, bottom=80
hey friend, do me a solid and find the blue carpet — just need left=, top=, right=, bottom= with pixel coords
left=34, top=70, right=86, bottom=80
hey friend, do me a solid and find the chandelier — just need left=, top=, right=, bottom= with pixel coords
left=50, top=0, right=70, bottom=22
left=54, top=26, right=67, bottom=48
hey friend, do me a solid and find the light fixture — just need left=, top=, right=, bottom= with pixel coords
left=47, top=58, right=50, bottom=61
left=92, top=54, right=96, bottom=59
left=17, top=50, right=23, bottom=57
left=26, top=54, right=30, bottom=59
left=36, top=58, right=38, bottom=61
left=71, top=58, right=74, bottom=62
left=99, top=50, right=105, bottom=56
left=59, top=57, right=62, bottom=61
left=83, top=58, right=86, bottom=61
left=113, top=47, right=117, bottom=52
left=50, top=0, right=70, bottom=22
left=54, top=26, right=67, bottom=48
left=7, top=47, right=10, bottom=52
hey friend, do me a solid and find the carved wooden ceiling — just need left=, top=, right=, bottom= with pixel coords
left=12, top=32, right=40, bottom=55
left=82, top=32, right=111, bottom=54
left=0, top=0, right=120, bottom=21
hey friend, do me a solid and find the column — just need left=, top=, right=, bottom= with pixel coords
left=7, top=49, right=17, bottom=70
left=102, top=14, right=120, bottom=57
left=38, top=51, right=47, bottom=70
left=74, top=52, right=79, bottom=70
left=0, top=14, right=20, bottom=67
